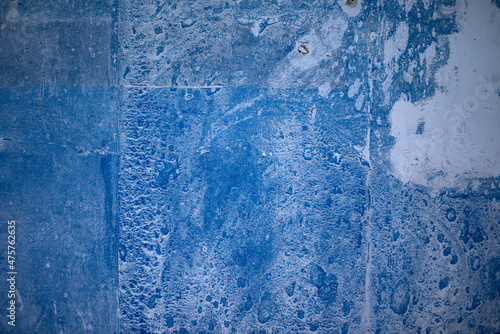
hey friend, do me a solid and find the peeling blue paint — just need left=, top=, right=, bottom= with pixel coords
left=1, top=0, right=499, bottom=333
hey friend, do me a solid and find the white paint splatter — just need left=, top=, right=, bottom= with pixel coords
left=355, top=93, right=365, bottom=110
left=318, top=82, right=332, bottom=98
left=348, top=79, right=362, bottom=98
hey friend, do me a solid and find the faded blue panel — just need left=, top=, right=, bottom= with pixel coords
left=0, top=87, right=119, bottom=333
left=0, top=0, right=120, bottom=331
left=0, top=1, right=119, bottom=86
left=119, top=87, right=370, bottom=333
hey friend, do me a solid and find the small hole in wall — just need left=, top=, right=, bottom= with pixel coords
left=346, top=0, right=357, bottom=7
left=298, top=44, right=309, bottom=55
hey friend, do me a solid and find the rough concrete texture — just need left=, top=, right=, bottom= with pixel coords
left=1, top=0, right=499, bottom=333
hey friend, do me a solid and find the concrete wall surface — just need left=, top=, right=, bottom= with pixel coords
left=1, top=0, right=499, bottom=333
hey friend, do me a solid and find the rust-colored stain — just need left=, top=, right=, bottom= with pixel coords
left=298, top=43, right=309, bottom=55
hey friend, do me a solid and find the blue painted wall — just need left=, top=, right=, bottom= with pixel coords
left=1, top=0, right=499, bottom=333
left=0, top=0, right=120, bottom=332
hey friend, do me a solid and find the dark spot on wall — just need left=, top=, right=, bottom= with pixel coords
left=318, top=274, right=338, bottom=303
left=208, top=318, right=217, bottom=331
left=123, top=66, right=130, bottom=79
left=157, top=159, right=179, bottom=188
left=119, top=244, right=127, bottom=262
left=488, top=257, right=500, bottom=298
left=285, top=282, right=296, bottom=297
left=472, top=228, right=484, bottom=243
left=416, top=121, right=425, bottom=135
left=443, top=246, right=451, bottom=256
left=244, top=294, right=253, bottom=311
left=237, top=277, right=246, bottom=288
left=310, top=323, right=319, bottom=331
left=166, top=316, right=174, bottom=328
left=439, top=277, right=449, bottom=290
left=467, top=296, right=481, bottom=311
left=342, top=300, right=351, bottom=316
left=327, top=152, right=342, bottom=164
left=460, top=220, right=471, bottom=244
left=307, top=263, right=338, bottom=303
left=160, top=225, right=170, bottom=235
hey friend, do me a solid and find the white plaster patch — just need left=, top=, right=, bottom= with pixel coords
left=318, top=82, right=332, bottom=98
left=389, top=0, right=500, bottom=191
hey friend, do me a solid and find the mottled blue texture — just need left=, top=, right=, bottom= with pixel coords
left=0, top=0, right=499, bottom=333
left=119, top=87, right=369, bottom=332
left=0, top=87, right=119, bottom=332
left=0, top=0, right=119, bottom=87
left=0, top=0, right=120, bottom=332
left=120, top=0, right=351, bottom=87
